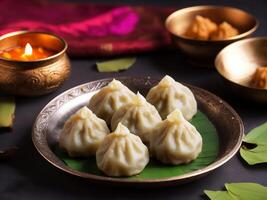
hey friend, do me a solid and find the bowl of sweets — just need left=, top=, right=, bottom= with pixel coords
left=165, top=6, right=258, bottom=66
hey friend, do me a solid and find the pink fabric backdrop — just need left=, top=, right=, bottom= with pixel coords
left=0, top=0, right=174, bottom=57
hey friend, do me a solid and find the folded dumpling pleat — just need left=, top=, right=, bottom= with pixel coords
left=59, top=106, right=109, bottom=157
left=96, top=123, right=149, bottom=177
left=111, top=92, right=161, bottom=143
left=146, top=75, right=197, bottom=120
left=88, top=79, right=135, bottom=124
left=150, top=109, right=202, bottom=165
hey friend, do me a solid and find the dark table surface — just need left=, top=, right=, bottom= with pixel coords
left=1, top=0, right=267, bottom=199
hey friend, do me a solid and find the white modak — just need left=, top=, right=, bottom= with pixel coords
left=88, top=79, right=135, bottom=124
left=59, top=76, right=203, bottom=177
left=150, top=109, right=202, bottom=165
left=96, top=123, right=149, bottom=177
left=111, top=92, right=161, bottom=143
left=59, top=106, right=109, bottom=157
left=146, top=75, right=197, bottom=120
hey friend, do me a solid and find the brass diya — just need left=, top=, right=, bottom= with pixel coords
left=165, top=6, right=258, bottom=66
left=0, top=31, right=71, bottom=96
left=215, top=37, right=267, bottom=103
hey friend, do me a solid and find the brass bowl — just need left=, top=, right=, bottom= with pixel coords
left=215, top=37, right=267, bottom=103
left=32, top=77, right=244, bottom=187
left=0, top=31, right=71, bottom=96
left=165, top=6, right=258, bottom=66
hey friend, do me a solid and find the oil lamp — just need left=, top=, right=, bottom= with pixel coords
left=0, top=31, right=71, bottom=96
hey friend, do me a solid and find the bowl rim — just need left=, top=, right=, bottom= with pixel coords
left=32, top=76, right=244, bottom=186
left=215, top=36, right=267, bottom=91
left=165, top=5, right=259, bottom=42
left=0, top=30, right=68, bottom=63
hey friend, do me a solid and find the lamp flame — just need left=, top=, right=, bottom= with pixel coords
left=24, top=43, right=33, bottom=56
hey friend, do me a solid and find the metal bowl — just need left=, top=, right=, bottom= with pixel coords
left=32, top=76, right=244, bottom=187
left=215, top=37, right=267, bottom=103
left=0, top=31, right=71, bottom=96
left=165, top=6, right=258, bottom=66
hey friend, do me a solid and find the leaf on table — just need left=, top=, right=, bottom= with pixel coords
left=0, top=96, right=16, bottom=128
left=205, top=183, right=267, bottom=200
left=204, top=191, right=236, bottom=200
left=240, top=122, right=267, bottom=165
left=226, top=183, right=267, bottom=200
left=96, top=57, right=136, bottom=72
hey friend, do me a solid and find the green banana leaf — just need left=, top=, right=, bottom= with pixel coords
left=54, top=110, right=219, bottom=179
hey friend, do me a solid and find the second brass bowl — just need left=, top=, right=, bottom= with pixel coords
left=165, top=6, right=258, bottom=66
left=215, top=37, right=267, bottom=103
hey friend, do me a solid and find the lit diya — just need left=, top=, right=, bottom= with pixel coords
left=0, top=31, right=71, bottom=96
left=0, top=43, right=54, bottom=61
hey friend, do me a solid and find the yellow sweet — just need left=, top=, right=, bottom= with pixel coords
left=250, top=67, right=267, bottom=89
left=210, top=22, right=239, bottom=40
left=184, top=15, right=239, bottom=40
left=184, top=15, right=217, bottom=40
left=2, top=52, right=11, bottom=59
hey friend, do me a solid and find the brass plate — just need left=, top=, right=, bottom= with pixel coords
left=32, top=77, right=244, bottom=187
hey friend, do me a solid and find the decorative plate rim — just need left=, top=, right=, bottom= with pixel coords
left=32, top=76, right=244, bottom=185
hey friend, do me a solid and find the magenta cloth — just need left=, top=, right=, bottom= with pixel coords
left=0, top=0, right=174, bottom=57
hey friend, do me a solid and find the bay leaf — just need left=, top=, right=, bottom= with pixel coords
left=205, top=183, right=267, bottom=200
left=204, top=190, right=236, bottom=200
left=0, top=96, right=16, bottom=128
left=96, top=57, right=136, bottom=72
left=240, top=145, right=267, bottom=165
left=240, top=122, right=267, bottom=165
left=226, top=183, right=267, bottom=200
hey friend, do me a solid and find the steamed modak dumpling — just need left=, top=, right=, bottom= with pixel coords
left=146, top=75, right=197, bottom=120
left=150, top=109, right=202, bottom=165
left=184, top=15, right=217, bottom=40
left=96, top=123, right=149, bottom=177
left=210, top=21, right=239, bottom=40
left=111, top=92, right=161, bottom=143
left=59, top=106, right=109, bottom=157
left=88, top=79, right=135, bottom=124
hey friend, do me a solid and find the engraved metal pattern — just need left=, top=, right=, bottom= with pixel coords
left=0, top=31, right=71, bottom=96
left=0, top=55, right=70, bottom=95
